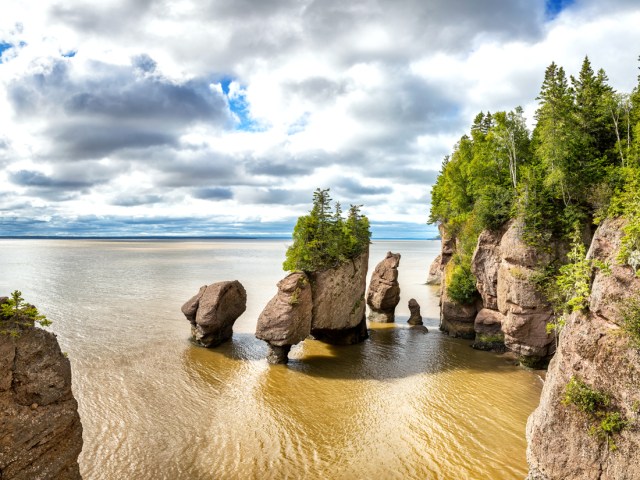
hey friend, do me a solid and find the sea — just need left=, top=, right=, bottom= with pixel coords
left=0, top=238, right=542, bottom=479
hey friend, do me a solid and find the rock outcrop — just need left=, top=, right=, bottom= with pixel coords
left=496, top=221, right=557, bottom=365
left=366, top=252, right=401, bottom=323
left=255, top=273, right=313, bottom=364
left=427, top=224, right=455, bottom=286
left=182, top=281, right=247, bottom=347
left=0, top=306, right=83, bottom=479
left=407, top=298, right=423, bottom=326
left=526, top=217, right=640, bottom=480
left=309, top=249, right=369, bottom=345
left=439, top=288, right=478, bottom=339
left=256, top=249, right=370, bottom=362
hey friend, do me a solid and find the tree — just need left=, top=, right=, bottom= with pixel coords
left=283, top=189, right=371, bottom=272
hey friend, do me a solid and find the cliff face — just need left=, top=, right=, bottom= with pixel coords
left=526, top=218, right=640, bottom=480
left=0, top=325, right=83, bottom=479
left=437, top=220, right=559, bottom=365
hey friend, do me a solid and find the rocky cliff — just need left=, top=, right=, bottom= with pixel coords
left=0, top=316, right=83, bottom=479
left=526, top=217, right=640, bottom=479
left=437, top=220, right=560, bottom=366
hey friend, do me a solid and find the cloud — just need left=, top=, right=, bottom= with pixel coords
left=1, top=0, right=639, bottom=236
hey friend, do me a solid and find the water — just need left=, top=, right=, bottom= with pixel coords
left=0, top=239, right=542, bottom=479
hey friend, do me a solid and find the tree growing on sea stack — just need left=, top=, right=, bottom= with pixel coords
left=283, top=188, right=371, bottom=272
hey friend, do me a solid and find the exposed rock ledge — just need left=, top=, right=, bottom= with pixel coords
left=0, top=305, right=83, bottom=479
left=526, top=217, right=640, bottom=479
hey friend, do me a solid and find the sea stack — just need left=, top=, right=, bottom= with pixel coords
left=182, top=281, right=247, bottom=347
left=407, top=298, right=423, bottom=326
left=255, top=273, right=313, bottom=364
left=366, top=252, right=401, bottom=323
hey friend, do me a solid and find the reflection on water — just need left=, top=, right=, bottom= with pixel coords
left=0, top=239, right=542, bottom=479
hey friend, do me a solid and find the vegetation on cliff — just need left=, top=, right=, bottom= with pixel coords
left=283, top=188, right=371, bottom=272
left=0, top=290, right=51, bottom=336
left=429, top=56, right=640, bottom=306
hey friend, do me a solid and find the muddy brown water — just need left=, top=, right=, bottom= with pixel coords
left=0, top=239, right=542, bottom=479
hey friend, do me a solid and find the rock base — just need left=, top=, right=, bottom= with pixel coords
left=367, top=310, right=394, bottom=323
left=266, top=344, right=292, bottom=364
left=311, top=316, right=369, bottom=345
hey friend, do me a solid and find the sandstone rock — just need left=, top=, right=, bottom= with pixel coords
left=426, top=254, right=443, bottom=285
left=407, top=298, right=423, bottom=326
left=439, top=288, right=477, bottom=339
left=471, top=227, right=505, bottom=310
left=495, top=221, right=555, bottom=362
left=472, top=308, right=505, bottom=351
left=182, top=281, right=247, bottom=347
left=526, top=218, right=640, bottom=479
left=266, top=345, right=292, bottom=365
left=309, top=249, right=369, bottom=345
left=0, top=326, right=83, bottom=479
left=366, top=252, right=401, bottom=323
left=256, top=272, right=313, bottom=364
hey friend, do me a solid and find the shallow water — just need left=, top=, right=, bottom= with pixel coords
left=0, top=239, right=542, bottom=479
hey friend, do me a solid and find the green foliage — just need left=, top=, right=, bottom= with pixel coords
left=283, top=189, right=371, bottom=272
left=620, top=295, right=640, bottom=348
left=611, top=167, right=640, bottom=272
left=563, top=376, right=627, bottom=450
left=446, top=257, right=478, bottom=305
left=0, top=290, right=51, bottom=336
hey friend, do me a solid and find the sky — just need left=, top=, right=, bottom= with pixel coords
left=1, top=0, right=639, bottom=238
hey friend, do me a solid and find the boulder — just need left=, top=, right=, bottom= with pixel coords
left=526, top=217, right=640, bottom=479
left=255, top=273, right=313, bottom=364
left=309, top=249, right=369, bottom=345
left=407, top=298, right=424, bottom=326
left=366, top=252, right=401, bottom=323
left=472, top=308, right=505, bottom=351
left=182, top=281, right=247, bottom=347
left=0, top=322, right=83, bottom=479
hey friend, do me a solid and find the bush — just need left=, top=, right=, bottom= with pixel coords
left=446, top=260, right=478, bottom=305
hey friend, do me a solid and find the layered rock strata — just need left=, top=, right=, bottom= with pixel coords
left=182, top=281, right=247, bottom=347
left=366, top=252, right=401, bottom=323
left=426, top=224, right=455, bottom=286
left=526, top=217, right=640, bottom=479
left=0, top=306, right=83, bottom=479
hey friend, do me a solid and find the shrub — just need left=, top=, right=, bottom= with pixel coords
left=621, top=295, right=640, bottom=348
left=446, top=260, right=478, bottom=305
left=0, top=290, right=51, bottom=337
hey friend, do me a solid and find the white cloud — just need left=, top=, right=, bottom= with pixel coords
left=1, top=0, right=639, bottom=236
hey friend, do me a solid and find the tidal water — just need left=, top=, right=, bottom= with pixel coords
left=0, top=239, right=542, bottom=479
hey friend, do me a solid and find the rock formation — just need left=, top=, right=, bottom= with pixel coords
left=526, top=217, right=640, bottom=479
left=437, top=220, right=559, bottom=364
left=255, top=273, right=313, bottom=364
left=0, top=301, right=83, bottom=479
left=407, top=298, right=423, bottom=326
left=182, top=281, right=247, bottom=347
left=366, top=252, right=401, bottom=323
left=427, top=224, right=455, bottom=286
left=256, top=248, right=370, bottom=362
left=309, top=249, right=369, bottom=344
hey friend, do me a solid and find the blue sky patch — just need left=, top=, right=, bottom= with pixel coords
left=545, top=0, right=575, bottom=20
left=0, top=42, right=13, bottom=62
left=220, top=77, right=261, bottom=131
left=62, top=50, right=77, bottom=58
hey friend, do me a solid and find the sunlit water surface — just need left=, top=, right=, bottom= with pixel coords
left=0, top=239, right=542, bottom=479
